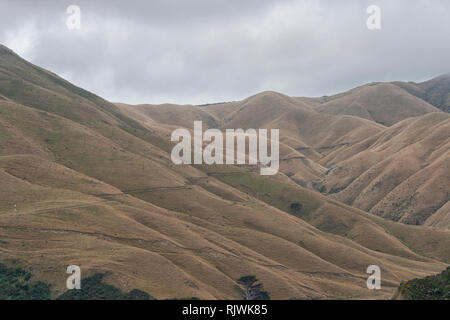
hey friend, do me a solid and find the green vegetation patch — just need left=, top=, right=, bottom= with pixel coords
left=0, top=263, right=154, bottom=300
left=0, top=125, right=10, bottom=143
left=57, top=273, right=154, bottom=300
left=0, top=263, right=51, bottom=300
left=216, top=173, right=320, bottom=220
left=398, top=266, right=450, bottom=300
left=218, top=173, right=285, bottom=197
left=236, top=275, right=270, bottom=300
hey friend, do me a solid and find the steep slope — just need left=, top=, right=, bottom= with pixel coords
left=317, top=113, right=450, bottom=228
left=394, top=74, right=450, bottom=113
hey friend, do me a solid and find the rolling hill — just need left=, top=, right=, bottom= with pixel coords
left=393, top=74, right=450, bottom=113
left=0, top=44, right=449, bottom=300
left=317, top=113, right=449, bottom=227
left=314, top=83, right=441, bottom=126
left=118, top=80, right=448, bottom=229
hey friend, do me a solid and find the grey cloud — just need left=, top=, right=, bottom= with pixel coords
left=0, top=0, right=449, bottom=104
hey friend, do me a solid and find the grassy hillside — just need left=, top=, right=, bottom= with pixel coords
left=315, top=83, right=441, bottom=126
left=317, top=113, right=450, bottom=228
left=119, top=82, right=449, bottom=229
left=0, top=44, right=449, bottom=300
left=394, top=74, right=450, bottom=113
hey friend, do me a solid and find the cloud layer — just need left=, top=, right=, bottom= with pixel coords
left=1, top=0, right=449, bottom=104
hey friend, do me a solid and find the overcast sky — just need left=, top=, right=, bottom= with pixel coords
left=0, top=0, right=449, bottom=104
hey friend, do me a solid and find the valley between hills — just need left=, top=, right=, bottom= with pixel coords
left=0, top=44, right=449, bottom=299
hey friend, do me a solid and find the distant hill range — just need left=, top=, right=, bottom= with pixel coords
left=118, top=73, right=449, bottom=230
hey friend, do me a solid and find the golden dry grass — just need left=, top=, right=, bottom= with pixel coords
left=0, top=44, right=449, bottom=300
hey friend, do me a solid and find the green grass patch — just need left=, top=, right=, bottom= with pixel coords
left=0, top=125, right=10, bottom=143
left=218, top=174, right=285, bottom=196
left=216, top=173, right=321, bottom=220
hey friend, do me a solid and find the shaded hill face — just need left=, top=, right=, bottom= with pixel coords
left=393, top=74, right=450, bottom=113
left=314, top=83, right=441, bottom=126
left=0, top=44, right=450, bottom=300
